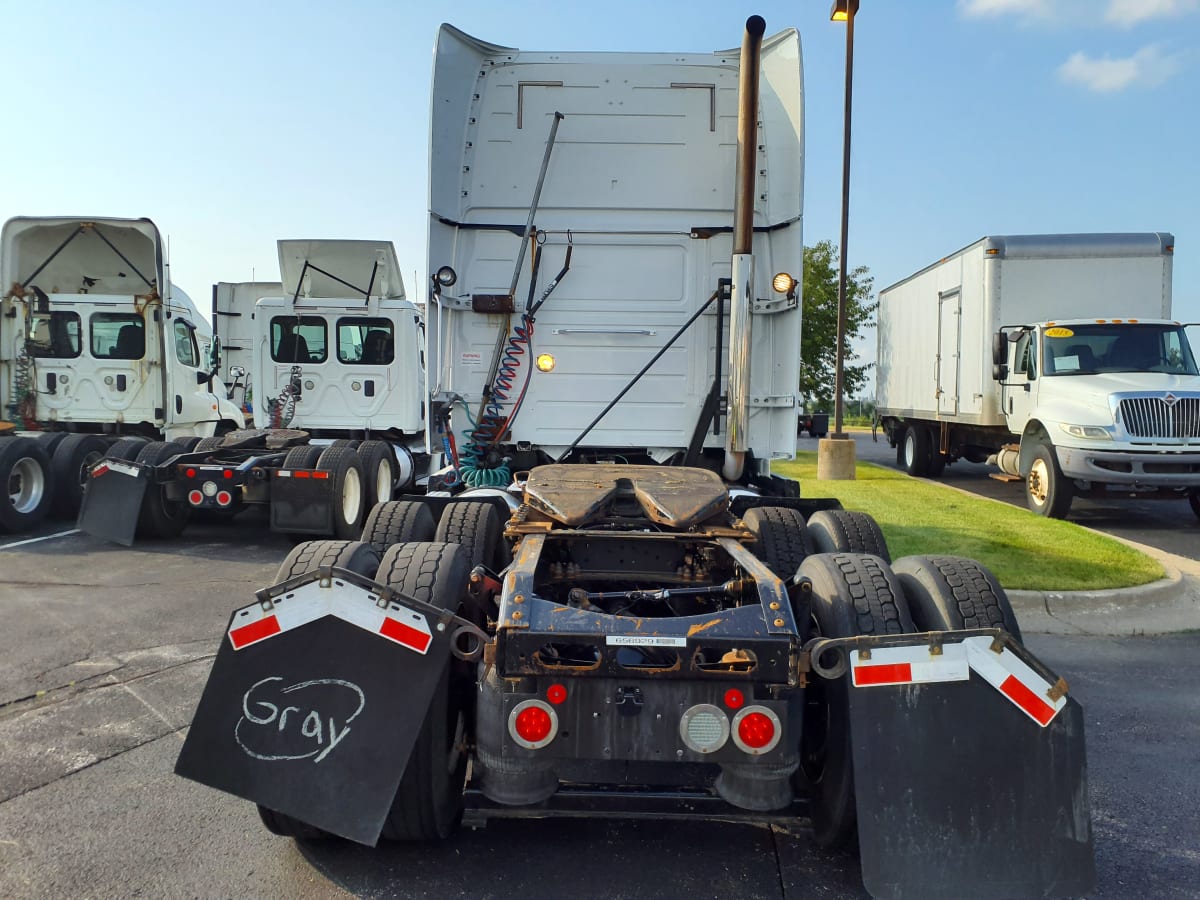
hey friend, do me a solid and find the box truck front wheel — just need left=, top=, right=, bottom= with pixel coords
left=892, top=555, right=1022, bottom=642
left=1025, top=442, right=1073, bottom=519
left=376, top=542, right=472, bottom=842
left=795, top=553, right=916, bottom=850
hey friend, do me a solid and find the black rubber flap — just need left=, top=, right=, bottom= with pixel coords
left=76, top=462, right=149, bottom=546
left=851, top=677, right=1094, bottom=900
left=269, top=473, right=333, bottom=534
left=175, top=613, right=450, bottom=845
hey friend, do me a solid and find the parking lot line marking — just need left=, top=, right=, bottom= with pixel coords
left=0, top=529, right=81, bottom=550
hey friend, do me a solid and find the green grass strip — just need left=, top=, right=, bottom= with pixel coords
left=774, top=453, right=1164, bottom=592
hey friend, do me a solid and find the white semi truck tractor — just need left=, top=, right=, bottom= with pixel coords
left=0, top=215, right=244, bottom=532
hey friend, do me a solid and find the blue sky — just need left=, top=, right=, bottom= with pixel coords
left=4, top=0, right=1198, bottom=385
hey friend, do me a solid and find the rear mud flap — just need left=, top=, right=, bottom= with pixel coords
left=269, top=471, right=333, bottom=534
left=843, top=636, right=1094, bottom=900
left=77, top=459, right=149, bottom=546
left=175, top=573, right=455, bottom=845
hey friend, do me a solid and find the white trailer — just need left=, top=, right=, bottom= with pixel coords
left=876, top=233, right=1200, bottom=518
left=0, top=216, right=244, bottom=531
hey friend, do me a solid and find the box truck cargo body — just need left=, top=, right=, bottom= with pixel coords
left=876, top=233, right=1200, bottom=518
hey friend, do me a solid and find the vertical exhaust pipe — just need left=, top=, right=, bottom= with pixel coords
left=724, top=15, right=765, bottom=482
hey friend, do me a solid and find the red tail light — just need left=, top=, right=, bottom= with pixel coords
left=187, top=490, right=203, bottom=505
left=216, top=491, right=233, bottom=507
left=731, top=706, right=782, bottom=754
left=508, top=699, right=558, bottom=749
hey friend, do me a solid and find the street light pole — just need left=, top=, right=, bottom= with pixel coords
left=833, top=0, right=856, bottom=439
left=817, top=0, right=859, bottom=480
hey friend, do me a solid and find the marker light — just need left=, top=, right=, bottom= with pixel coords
left=509, top=699, right=558, bottom=749
left=772, top=272, right=797, bottom=295
left=536, top=353, right=556, bottom=372
left=546, top=683, right=567, bottom=705
left=731, top=706, right=782, bottom=754
left=724, top=688, right=745, bottom=709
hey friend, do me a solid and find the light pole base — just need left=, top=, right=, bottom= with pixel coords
left=817, top=435, right=857, bottom=480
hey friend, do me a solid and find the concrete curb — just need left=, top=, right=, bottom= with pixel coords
left=907, top=475, right=1200, bottom=635
left=1008, top=545, right=1200, bottom=636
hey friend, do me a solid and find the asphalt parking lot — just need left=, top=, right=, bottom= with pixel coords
left=1, top=504, right=1198, bottom=898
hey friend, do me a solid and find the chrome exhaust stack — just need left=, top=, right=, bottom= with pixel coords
left=723, top=15, right=765, bottom=482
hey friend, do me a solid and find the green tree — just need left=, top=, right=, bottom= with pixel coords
left=799, top=240, right=876, bottom=411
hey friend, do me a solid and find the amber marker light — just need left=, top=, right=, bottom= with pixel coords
left=536, top=353, right=556, bottom=372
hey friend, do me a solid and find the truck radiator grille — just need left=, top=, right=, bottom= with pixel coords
left=1119, top=396, right=1200, bottom=438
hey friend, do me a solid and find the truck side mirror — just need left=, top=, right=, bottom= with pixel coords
left=992, top=332, right=1007, bottom=365
left=992, top=363, right=1009, bottom=382
left=196, top=370, right=209, bottom=385
left=229, top=365, right=246, bottom=380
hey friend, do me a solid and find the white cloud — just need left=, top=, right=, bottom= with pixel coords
left=1057, top=44, right=1184, bottom=91
left=1105, top=0, right=1199, bottom=27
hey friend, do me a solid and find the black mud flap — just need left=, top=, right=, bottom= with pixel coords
left=77, top=459, right=149, bottom=546
left=175, top=572, right=454, bottom=845
left=843, top=634, right=1094, bottom=900
left=269, top=470, right=333, bottom=534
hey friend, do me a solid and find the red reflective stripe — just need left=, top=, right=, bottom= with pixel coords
left=855, top=662, right=913, bottom=685
left=294, top=471, right=311, bottom=479
left=380, top=617, right=431, bottom=653
left=92, top=464, right=110, bottom=477
left=229, top=615, right=281, bottom=649
left=1000, top=674, right=1055, bottom=726
left=313, top=471, right=330, bottom=480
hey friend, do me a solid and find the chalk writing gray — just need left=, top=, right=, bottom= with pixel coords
left=235, top=676, right=365, bottom=763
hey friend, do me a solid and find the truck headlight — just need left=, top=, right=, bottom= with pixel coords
left=1060, top=424, right=1112, bottom=440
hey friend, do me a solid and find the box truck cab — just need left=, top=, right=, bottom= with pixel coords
left=876, top=233, right=1200, bottom=519
left=995, top=316, right=1200, bottom=517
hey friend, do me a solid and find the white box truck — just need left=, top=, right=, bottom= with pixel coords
left=875, top=233, right=1200, bottom=519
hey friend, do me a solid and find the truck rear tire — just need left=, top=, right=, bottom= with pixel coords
left=796, top=552, right=916, bottom=851
left=435, top=500, right=510, bottom=572
left=902, top=426, right=931, bottom=477
left=743, top=506, right=811, bottom=581
left=281, top=444, right=323, bottom=469
left=357, top=440, right=396, bottom=508
left=376, top=542, right=471, bottom=842
left=805, top=510, right=891, bottom=563
left=0, top=437, right=54, bottom=533
left=361, top=500, right=435, bottom=555
left=1025, top=441, right=1073, bottom=519
left=51, top=434, right=109, bottom=518
left=133, top=441, right=190, bottom=539
left=892, top=555, right=1022, bottom=643
left=193, top=436, right=225, bottom=453
left=105, top=437, right=145, bottom=462
left=257, top=805, right=333, bottom=841
left=273, top=539, right=381, bottom=582
left=316, top=446, right=366, bottom=540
